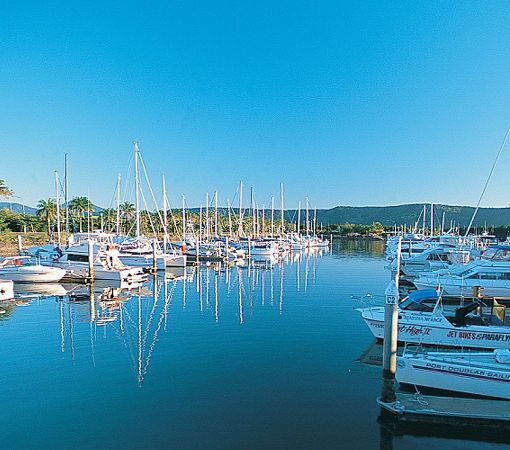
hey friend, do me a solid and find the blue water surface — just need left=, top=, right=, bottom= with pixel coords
left=1, top=240, right=508, bottom=449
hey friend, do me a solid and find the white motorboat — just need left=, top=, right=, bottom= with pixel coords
left=398, top=246, right=470, bottom=278
left=413, top=245, right=510, bottom=296
left=397, top=348, right=510, bottom=400
left=358, top=289, right=510, bottom=349
left=32, top=240, right=146, bottom=283
left=0, top=256, right=65, bottom=283
left=0, top=279, right=14, bottom=301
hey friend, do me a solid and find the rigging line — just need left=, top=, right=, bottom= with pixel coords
left=122, top=152, right=134, bottom=202
left=464, top=126, right=510, bottom=239
left=138, top=153, right=169, bottom=242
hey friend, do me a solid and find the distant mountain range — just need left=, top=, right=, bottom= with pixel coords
left=0, top=202, right=102, bottom=215
left=0, top=202, right=38, bottom=215
left=2, top=202, right=510, bottom=227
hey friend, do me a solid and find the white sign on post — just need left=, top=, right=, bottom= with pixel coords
left=386, top=295, right=397, bottom=305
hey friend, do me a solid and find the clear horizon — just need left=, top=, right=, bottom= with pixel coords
left=3, top=2, right=510, bottom=209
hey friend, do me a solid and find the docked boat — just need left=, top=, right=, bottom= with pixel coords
left=413, top=245, right=510, bottom=296
left=358, top=289, right=510, bottom=349
left=398, top=246, right=470, bottom=278
left=0, top=256, right=65, bottom=283
left=30, top=239, right=146, bottom=283
left=397, top=348, right=510, bottom=400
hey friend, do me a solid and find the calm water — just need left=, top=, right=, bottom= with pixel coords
left=1, top=240, right=509, bottom=449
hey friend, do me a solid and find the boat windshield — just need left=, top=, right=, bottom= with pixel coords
left=399, top=289, right=438, bottom=312
left=482, top=246, right=510, bottom=261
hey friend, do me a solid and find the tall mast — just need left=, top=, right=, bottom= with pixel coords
left=305, top=197, right=309, bottom=236
left=199, top=205, right=203, bottom=240
left=297, top=201, right=301, bottom=236
left=64, top=153, right=69, bottom=237
left=227, top=199, right=232, bottom=237
left=238, top=180, right=243, bottom=237
left=262, top=204, right=265, bottom=236
left=314, top=207, right=317, bottom=237
left=422, top=204, right=426, bottom=236
left=116, top=174, right=121, bottom=235
left=430, top=203, right=434, bottom=237
left=271, top=195, right=274, bottom=237
left=214, top=190, right=218, bottom=237
left=250, top=186, right=255, bottom=237
left=205, top=192, right=210, bottom=241
left=181, top=195, right=186, bottom=241
left=134, top=142, right=141, bottom=238
left=280, top=183, right=284, bottom=236
left=441, top=211, right=445, bottom=235
left=55, top=171, right=61, bottom=246
left=162, top=174, right=168, bottom=248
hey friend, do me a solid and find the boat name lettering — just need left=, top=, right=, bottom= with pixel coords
left=447, top=331, right=510, bottom=341
left=425, top=362, right=510, bottom=380
left=398, top=325, right=431, bottom=336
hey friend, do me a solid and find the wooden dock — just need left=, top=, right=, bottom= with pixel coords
left=378, top=393, right=510, bottom=427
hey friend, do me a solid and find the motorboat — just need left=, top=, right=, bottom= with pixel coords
left=397, top=348, right=510, bottom=400
left=0, top=256, right=65, bottom=283
left=358, top=288, right=510, bottom=349
left=31, top=239, right=146, bottom=283
left=413, top=245, right=510, bottom=296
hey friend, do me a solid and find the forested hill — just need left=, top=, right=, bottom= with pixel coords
left=312, top=204, right=510, bottom=227
left=3, top=202, right=510, bottom=228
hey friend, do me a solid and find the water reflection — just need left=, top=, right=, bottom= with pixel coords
left=331, top=238, right=385, bottom=258
left=1, top=250, right=328, bottom=386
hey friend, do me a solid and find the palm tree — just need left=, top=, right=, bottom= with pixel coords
left=0, top=179, right=13, bottom=198
left=120, top=202, right=135, bottom=234
left=37, top=198, right=57, bottom=236
left=69, top=196, right=93, bottom=232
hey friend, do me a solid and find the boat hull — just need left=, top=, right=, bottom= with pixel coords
left=0, top=266, right=66, bottom=283
left=397, top=354, right=510, bottom=399
left=360, top=307, right=510, bottom=349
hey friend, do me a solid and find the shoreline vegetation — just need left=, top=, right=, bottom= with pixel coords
left=0, top=182, right=509, bottom=255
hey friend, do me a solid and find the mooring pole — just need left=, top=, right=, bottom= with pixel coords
left=17, top=235, right=22, bottom=254
left=225, top=237, right=229, bottom=261
left=87, top=239, right=94, bottom=282
left=381, top=237, right=401, bottom=403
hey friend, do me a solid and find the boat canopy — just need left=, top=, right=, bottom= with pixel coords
left=399, top=289, right=439, bottom=311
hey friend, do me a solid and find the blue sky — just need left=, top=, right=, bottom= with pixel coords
left=3, top=1, right=510, bottom=209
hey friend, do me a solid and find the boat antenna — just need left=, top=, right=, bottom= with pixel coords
left=464, top=127, right=510, bottom=239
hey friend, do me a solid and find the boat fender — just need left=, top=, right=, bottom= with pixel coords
left=14, top=259, right=21, bottom=266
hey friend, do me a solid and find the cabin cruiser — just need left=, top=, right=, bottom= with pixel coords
left=397, top=246, right=470, bottom=278
left=0, top=256, right=65, bottom=283
left=413, top=245, right=510, bottom=296
left=358, top=289, right=510, bottom=349
left=397, top=348, right=510, bottom=400
left=116, top=236, right=187, bottom=269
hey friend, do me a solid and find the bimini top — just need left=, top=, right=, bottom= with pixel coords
left=399, top=289, right=439, bottom=311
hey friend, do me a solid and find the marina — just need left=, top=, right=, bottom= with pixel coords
left=1, top=239, right=509, bottom=448
left=4, top=2, right=510, bottom=448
